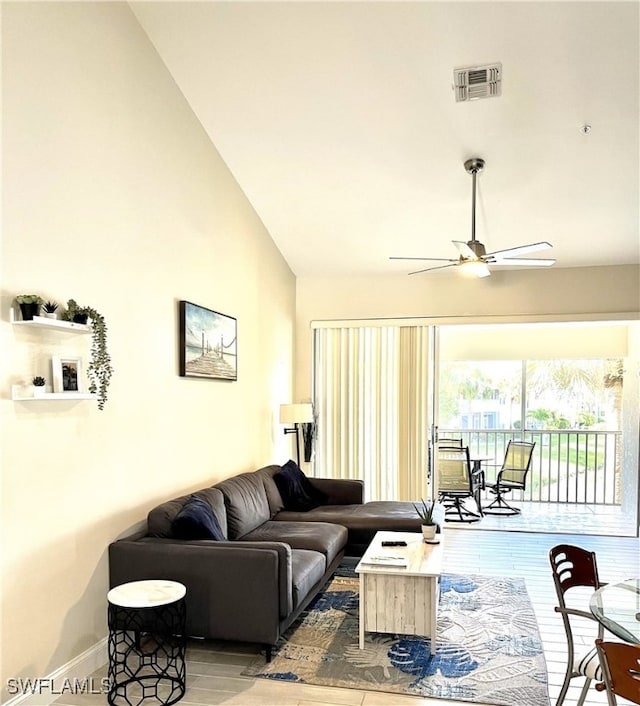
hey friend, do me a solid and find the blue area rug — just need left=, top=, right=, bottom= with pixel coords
left=243, top=568, right=550, bottom=706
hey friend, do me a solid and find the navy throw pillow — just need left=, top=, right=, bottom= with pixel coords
left=274, top=459, right=327, bottom=512
left=172, top=496, right=226, bottom=540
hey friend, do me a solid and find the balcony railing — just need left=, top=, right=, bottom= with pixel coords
left=439, top=428, right=622, bottom=505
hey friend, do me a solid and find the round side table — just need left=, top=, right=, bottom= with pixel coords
left=107, top=580, right=186, bottom=706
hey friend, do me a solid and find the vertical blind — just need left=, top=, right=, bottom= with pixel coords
left=313, top=325, right=431, bottom=502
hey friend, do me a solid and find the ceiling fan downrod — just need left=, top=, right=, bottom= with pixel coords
left=464, top=157, right=485, bottom=257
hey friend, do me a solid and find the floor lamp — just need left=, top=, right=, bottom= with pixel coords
left=280, top=403, right=313, bottom=467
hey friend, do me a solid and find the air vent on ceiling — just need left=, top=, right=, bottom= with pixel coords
left=454, top=63, right=502, bottom=102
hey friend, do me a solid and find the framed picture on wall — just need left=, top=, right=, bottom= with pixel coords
left=179, top=301, right=237, bottom=381
left=51, top=356, right=84, bottom=393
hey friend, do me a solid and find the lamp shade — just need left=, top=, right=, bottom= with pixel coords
left=279, top=403, right=313, bottom=425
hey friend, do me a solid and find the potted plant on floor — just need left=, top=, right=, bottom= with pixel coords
left=413, top=499, right=438, bottom=542
left=62, top=299, right=113, bottom=410
left=16, top=294, right=43, bottom=321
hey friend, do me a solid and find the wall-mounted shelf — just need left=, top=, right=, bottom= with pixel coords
left=10, top=310, right=94, bottom=404
left=11, top=385, right=95, bottom=401
left=11, top=315, right=91, bottom=333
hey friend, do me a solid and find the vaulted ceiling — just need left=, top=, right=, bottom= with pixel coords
left=131, top=1, right=639, bottom=277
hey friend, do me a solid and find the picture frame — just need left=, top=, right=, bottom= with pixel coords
left=179, top=300, right=237, bottom=381
left=51, top=356, right=84, bottom=393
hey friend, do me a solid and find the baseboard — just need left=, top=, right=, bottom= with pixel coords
left=2, top=639, right=108, bottom=706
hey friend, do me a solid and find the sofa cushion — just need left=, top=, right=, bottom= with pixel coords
left=147, top=487, right=227, bottom=539
left=254, top=465, right=285, bottom=517
left=275, top=501, right=442, bottom=531
left=274, top=501, right=445, bottom=555
left=242, top=520, right=347, bottom=568
left=290, top=549, right=326, bottom=611
left=215, top=471, right=271, bottom=539
left=171, top=496, right=226, bottom=541
left=273, top=460, right=327, bottom=512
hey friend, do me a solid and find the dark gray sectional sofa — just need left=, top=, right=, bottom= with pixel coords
left=109, top=463, right=437, bottom=659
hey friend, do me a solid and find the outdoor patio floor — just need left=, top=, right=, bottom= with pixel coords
left=447, top=499, right=637, bottom=537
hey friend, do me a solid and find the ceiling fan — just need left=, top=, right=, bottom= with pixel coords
left=390, top=157, right=556, bottom=277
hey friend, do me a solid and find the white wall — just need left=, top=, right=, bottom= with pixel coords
left=1, top=2, right=294, bottom=694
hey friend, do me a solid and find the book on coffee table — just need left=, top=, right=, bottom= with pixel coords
left=361, top=554, right=408, bottom=567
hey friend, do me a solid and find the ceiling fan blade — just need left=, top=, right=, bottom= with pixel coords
left=490, top=257, right=556, bottom=267
left=452, top=240, right=476, bottom=259
left=408, top=262, right=459, bottom=275
left=389, top=256, right=458, bottom=262
left=486, top=241, right=553, bottom=259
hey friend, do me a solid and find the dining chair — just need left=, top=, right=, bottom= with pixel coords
left=549, top=544, right=606, bottom=706
left=594, top=639, right=640, bottom=705
left=436, top=445, right=483, bottom=522
left=483, top=440, right=535, bottom=515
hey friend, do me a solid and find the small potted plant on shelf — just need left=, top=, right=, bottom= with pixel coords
left=62, top=299, right=113, bottom=410
left=32, top=376, right=46, bottom=397
left=413, top=499, right=438, bottom=542
left=42, top=301, right=59, bottom=319
left=16, top=294, right=43, bottom=321
left=62, top=299, right=89, bottom=325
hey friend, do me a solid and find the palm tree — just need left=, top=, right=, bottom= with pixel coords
left=526, top=360, right=603, bottom=407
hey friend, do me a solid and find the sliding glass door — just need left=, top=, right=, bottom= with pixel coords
left=311, top=318, right=638, bottom=535
left=437, top=321, right=639, bottom=535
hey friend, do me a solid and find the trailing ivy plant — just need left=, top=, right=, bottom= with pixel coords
left=62, top=299, right=113, bottom=410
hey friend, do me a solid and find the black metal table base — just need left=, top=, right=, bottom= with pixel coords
left=108, top=599, right=186, bottom=706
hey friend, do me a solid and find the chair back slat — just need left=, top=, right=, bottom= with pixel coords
left=438, top=438, right=464, bottom=448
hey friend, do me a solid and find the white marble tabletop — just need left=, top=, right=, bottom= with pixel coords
left=107, top=580, right=186, bottom=608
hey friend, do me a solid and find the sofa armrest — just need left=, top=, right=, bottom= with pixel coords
left=109, top=538, right=293, bottom=643
left=309, top=477, right=364, bottom=505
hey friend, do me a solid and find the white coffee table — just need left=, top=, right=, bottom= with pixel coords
left=355, top=530, right=443, bottom=654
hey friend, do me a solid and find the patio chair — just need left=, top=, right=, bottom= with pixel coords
left=437, top=437, right=464, bottom=447
left=594, top=639, right=640, bottom=705
left=437, top=445, right=483, bottom=523
left=549, top=544, right=606, bottom=706
left=483, top=440, right=535, bottom=515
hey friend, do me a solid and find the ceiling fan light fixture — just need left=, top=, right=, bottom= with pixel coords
left=461, top=260, right=492, bottom=278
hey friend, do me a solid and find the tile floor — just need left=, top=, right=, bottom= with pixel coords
left=54, top=526, right=639, bottom=706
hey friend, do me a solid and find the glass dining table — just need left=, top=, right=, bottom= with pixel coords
left=589, top=578, right=640, bottom=644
